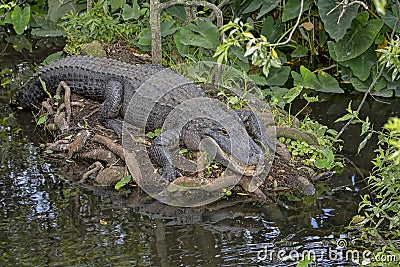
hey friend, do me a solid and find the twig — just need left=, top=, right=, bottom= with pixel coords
left=336, top=1, right=400, bottom=139
left=270, top=0, right=304, bottom=47
left=327, top=1, right=369, bottom=24
left=208, top=0, right=229, bottom=21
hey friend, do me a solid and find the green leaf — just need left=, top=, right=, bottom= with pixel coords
left=292, top=66, right=321, bottom=89
left=137, top=28, right=151, bottom=46
left=48, top=0, right=76, bottom=20
left=146, top=132, right=155, bottom=138
left=37, top=115, right=47, bottom=125
left=115, top=175, right=131, bottom=190
left=166, top=5, right=186, bottom=20
left=266, top=66, right=290, bottom=86
left=303, top=93, right=319, bottom=103
left=242, top=0, right=263, bottom=14
left=5, top=35, right=32, bottom=52
left=361, top=119, right=371, bottom=136
left=358, top=132, right=373, bottom=154
left=317, top=0, right=359, bottom=41
left=318, top=71, right=344, bottom=93
left=315, top=147, right=334, bottom=169
left=283, top=86, right=302, bottom=103
left=122, top=4, right=134, bottom=20
left=297, top=253, right=314, bottom=267
left=261, top=16, right=283, bottom=43
left=177, top=18, right=219, bottom=50
left=292, top=66, right=343, bottom=93
left=11, top=5, right=30, bottom=35
left=110, top=0, right=125, bottom=12
left=122, top=0, right=140, bottom=20
left=43, top=51, right=63, bottom=65
left=161, top=20, right=178, bottom=37
left=381, top=5, right=400, bottom=33
left=132, top=0, right=141, bottom=19
left=257, top=1, right=281, bottom=19
left=328, top=12, right=384, bottom=61
left=282, top=0, right=311, bottom=22
left=335, top=113, right=354, bottom=123
left=350, top=76, right=390, bottom=97
left=291, top=45, right=308, bottom=57
left=341, top=46, right=376, bottom=81
left=179, top=148, right=189, bottom=154
left=249, top=75, right=268, bottom=86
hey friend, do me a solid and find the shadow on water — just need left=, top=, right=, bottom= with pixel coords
left=1, top=52, right=397, bottom=266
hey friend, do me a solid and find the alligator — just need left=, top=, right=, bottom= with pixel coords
left=13, top=56, right=274, bottom=183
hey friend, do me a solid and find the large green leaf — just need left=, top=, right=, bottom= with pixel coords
left=266, top=66, right=290, bottom=86
left=176, top=18, right=219, bottom=50
left=31, top=27, right=65, bottom=37
left=291, top=45, right=308, bottom=58
left=166, top=5, right=186, bottom=20
left=317, top=71, right=344, bottom=93
left=292, top=66, right=344, bottom=93
left=257, top=0, right=280, bottom=19
left=350, top=76, right=391, bottom=97
left=381, top=4, right=400, bottom=33
left=48, top=0, right=76, bottom=20
left=261, top=16, right=283, bottom=43
left=137, top=21, right=178, bottom=47
left=110, top=0, right=125, bottom=12
left=328, top=12, right=384, bottom=61
left=282, top=0, right=311, bottom=22
left=341, top=46, right=376, bottom=81
left=242, top=0, right=263, bottom=14
left=31, top=15, right=65, bottom=37
left=6, top=35, right=32, bottom=52
left=122, top=0, right=140, bottom=21
left=317, top=0, right=359, bottom=41
left=292, top=66, right=321, bottom=89
left=11, top=6, right=30, bottom=35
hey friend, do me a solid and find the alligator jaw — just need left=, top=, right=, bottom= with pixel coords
left=203, top=137, right=265, bottom=177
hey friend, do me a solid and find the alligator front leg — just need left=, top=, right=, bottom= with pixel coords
left=235, top=109, right=275, bottom=152
left=149, top=129, right=180, bottom=183
left=99, top=80, right=124, bottom=136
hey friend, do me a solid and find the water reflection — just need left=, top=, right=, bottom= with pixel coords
left=0, top=114, right=361, bottom=266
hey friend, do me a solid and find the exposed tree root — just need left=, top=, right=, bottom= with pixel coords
left=92, top=134, right=125, bottom=161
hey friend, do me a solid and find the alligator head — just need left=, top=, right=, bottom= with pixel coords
left=182, top=119, right=266, bottom=177
left=202, top=129, right=266, bottom=176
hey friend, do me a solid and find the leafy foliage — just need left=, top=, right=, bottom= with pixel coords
left=62, top=0, right=148, bottom=53
left=358, top=117, right=400, bottom=231
left=280, top=117, right=343, bottom=171
left=377, top=37, right=400, bottom=81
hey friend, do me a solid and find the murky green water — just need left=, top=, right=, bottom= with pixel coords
left=2, top=54, right=397, bottom=266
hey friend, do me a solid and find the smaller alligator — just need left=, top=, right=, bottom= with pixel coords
left=13, top=56, right=274, bottom=182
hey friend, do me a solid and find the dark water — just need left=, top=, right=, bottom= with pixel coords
left=1, top=53, right=397, bottom=266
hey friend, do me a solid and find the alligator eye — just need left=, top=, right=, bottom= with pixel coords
left=218, top=128, right=229, bottom=136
